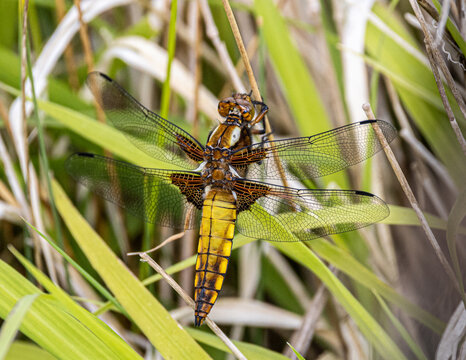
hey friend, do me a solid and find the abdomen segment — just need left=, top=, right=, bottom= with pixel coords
left=194, top=189, right=236, bottom=326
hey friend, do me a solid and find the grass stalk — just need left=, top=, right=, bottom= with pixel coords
left=363, top=103, right=460, bottom=293
left=138, top=253, right=247, bottom=360
left=24, top=4, right=63, bottom=284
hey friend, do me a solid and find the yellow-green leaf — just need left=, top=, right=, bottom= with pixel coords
left=5, top=341, right=57, bottom=360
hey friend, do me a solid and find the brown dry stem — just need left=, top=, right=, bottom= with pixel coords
left=363, top=103, right=460, bottom=293
left=284, top=283, right=328, bottom=359
left=55, top=0, right=79, bottom=90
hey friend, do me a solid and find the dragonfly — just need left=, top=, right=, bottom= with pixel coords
left=66, top=72, right=397, bottom=326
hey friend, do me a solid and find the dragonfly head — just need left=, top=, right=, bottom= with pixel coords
left=218, top=93, right=255, bottom=124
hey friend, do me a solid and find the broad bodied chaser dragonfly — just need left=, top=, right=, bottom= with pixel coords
left=66, top=72, right=397, bottom=326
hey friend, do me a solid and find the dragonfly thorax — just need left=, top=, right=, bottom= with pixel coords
left=201, top=146, right=236, bottom=188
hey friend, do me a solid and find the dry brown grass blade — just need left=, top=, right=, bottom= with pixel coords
left=363, top=103, right=460, bottom=294
left=139, top=253, right=247, bottom=360
left=435, top=301, right=466, bottom=360
left=0, top=180, right=19, bottom=209
left=284, top=283, right=328, bottom=359
left=384, top=78, right=456, bottom=193
left=74, top=0, right=94, bottom=72
left=55, top=0, right=79, bottom=90
left=0, top=134, right=29, bottom=221
left=407, top=0, right=466, bottom=155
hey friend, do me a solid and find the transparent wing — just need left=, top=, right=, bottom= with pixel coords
left=65, top=153, right=203, bottom=229
left=234, top=179, right=389, bottom=242
left=87, top=72, right=205, bottom=169
left=231, top=120, right=397, bottom=180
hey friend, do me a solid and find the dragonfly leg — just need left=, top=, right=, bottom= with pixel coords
left=248, top=100, right=269, bottom=129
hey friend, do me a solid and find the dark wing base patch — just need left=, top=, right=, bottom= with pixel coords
left=234, top=179, right=270, bottom=212
left=170, top=172, right=204, bottom=209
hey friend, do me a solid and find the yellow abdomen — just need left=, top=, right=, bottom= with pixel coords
left=194, top=189, right=236, bottom=326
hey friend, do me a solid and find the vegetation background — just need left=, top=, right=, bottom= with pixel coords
left=0, top=0, right=465, bottom=359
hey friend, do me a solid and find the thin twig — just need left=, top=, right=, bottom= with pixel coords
left=362, top=103, right=460, bottom=293
left=400, top=129, right=456, bottom=192
left=128, top=206, right=194, bottom=256
left=139, top=253, right=247, bottom=360
left=414, top=1, right=465, bottom=69
left=128, top=231, right=185, bottom=256
left=219, top=35, right=259, bottom=99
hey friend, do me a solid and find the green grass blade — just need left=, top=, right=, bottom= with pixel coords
left=0, top=294, right=40, bottom=360
left=0, top=262, right=137, bottom=359
left=8, top=247, right=140, bottom=359
left=255, top=0, right=348, bottom=188
left=286, top=343, right=306, bottom=360
left=431, top=0, right=466, bottom=55
left=5, top=341, right=57, bottom=360
left=254, top=0, right=329, bottom=134
left=384, top=205, right=466, bottom=235
left=270, top=241, right=407, bottom=359
left=309, top=239, right=444, bottom=333
left=366, top=4, right=466, bottom=187
left=374, top=292, right=428, bottom=360
left=18, top=222, right=125, bottom=316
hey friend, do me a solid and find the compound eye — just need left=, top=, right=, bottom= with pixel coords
left=218, top=101, right=231, bottom=117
